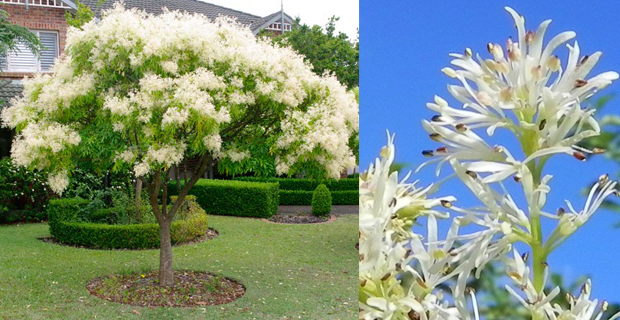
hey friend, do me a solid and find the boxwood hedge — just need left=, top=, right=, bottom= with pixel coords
left=168, top=179, right=279, bottom=218
left=311, top=184, right=332, bottom=216
left=234, top=177, right=357, bottom=191
left=234, top=177, right=357, bottom=205
left=47, top=198, right=208, bottom=249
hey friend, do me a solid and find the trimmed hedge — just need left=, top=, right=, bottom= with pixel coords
left=234, top=177, right=357, bottom=205
left=311, top=184, right=332, bottom=216
left=280, top=190, right=357, bottom=205
left=168, top=179, right=279, bottom=218
left=47, top=198, right=208, bottom=249
left=234, top=177, right=357, bottom=192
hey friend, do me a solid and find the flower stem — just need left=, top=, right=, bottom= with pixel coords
left=528, top=161, right=546, bottom=294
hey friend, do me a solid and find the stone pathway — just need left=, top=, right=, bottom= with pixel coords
left=278, top=205, right=358, bottom=215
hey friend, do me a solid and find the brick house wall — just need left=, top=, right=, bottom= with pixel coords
left=0, top=4, right=68, bottom=79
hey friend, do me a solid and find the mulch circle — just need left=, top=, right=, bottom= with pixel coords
left=86, top=270, right=245, bottom=307
left=38, top=228, right=219, bottom=250
left=264, top=213, right=335, bottom=224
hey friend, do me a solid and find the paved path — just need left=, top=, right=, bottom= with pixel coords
left=278, top=205, right=358, bottom=215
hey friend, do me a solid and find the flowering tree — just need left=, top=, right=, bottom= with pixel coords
left=1, top=5, right=358, bottom=286
left=359, top=7, right=620, bottom=320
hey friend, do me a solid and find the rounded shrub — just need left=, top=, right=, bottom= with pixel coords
left=311, top=184, right=332, bottom=217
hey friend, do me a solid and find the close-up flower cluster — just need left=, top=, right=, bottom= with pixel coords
left=360, top=7, right=620, bottom=320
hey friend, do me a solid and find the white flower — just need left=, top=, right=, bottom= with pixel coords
left=133, top=161, right=151, bottom=177
left=421, top=7, right=617, bottom=184
left=203, top=134, right=222, bottom=154
left=48, top=170, right=69, bottom=195
left=161, top=107, right=189, bottom=127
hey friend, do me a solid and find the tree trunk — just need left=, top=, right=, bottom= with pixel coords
left=149, top=156, right=212, bottom=287
left=158, top=217, right=174, bottom=286
left=175, top=165, right=181, bottom=193
left=135, top=179, right=142, bottom=222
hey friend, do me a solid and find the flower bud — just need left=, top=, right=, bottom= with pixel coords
left=434, top=95, right=448, bottom=107
left=495, top=61, right=510, bottom=73
left=573, top=151, right=586, bottom=161
left=487, top=42, right=494, bottom=53
left=422, top=150, right=434, bottom=157
left=440, top=200, right=452, bottom=208
left=521, top=252, right=529, bottom=262
left=575, top=79, right=588, bottom=88
left=538, top=119, right=546, bottom=130
left=436, top=146, right=448, bottom=154
left=464, top=47, right=472, bottom=57
left=500, top=87, right=514, bottom=102
left=455, top=123, right=468, bottom=132
left=465, top=170, right=477, bottom=179
left=477, top=91, right=493, bottom=106
left=525, top=30, right=535, bottom=43
left=441, top=67, right=458, bottom=78
left=581, top=281, right=591, bottom=295
left=491, top=43, right=504, bottom=60
left=546, top=55, right=561, bottom=72
left=380, top=146, right=390, bottom=158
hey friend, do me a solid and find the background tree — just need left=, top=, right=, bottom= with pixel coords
left=1, top=6, right=358, bottom=286
left=271, top=16, right=359, bottom=90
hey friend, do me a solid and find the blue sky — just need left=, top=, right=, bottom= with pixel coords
left=360, top=1, right=620, bottom=300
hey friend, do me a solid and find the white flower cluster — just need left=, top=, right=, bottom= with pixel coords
left=360, top=133, right=480, bottom=320
left=361, top=7, right=620, bottom=320
left=1, top=4, right=357, bottom=191
left=48, top=170, right=69, bottom=195
left=9, top=122, right=80, bottom=169
left=277, top=75, right=358, bottom=178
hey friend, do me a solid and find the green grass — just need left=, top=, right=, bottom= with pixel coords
left=0, top=214, right=358, bottom=320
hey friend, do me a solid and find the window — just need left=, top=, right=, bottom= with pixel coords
left=1, top=30, right=58, bottom=73
left=266, top=22, right=292, bottom=32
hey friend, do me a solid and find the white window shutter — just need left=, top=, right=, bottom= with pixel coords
left=0, top=54, right=7, bottom=71
left=9, top=41, right=37, bottom=72
left=39, top=32, right=58, bottom=72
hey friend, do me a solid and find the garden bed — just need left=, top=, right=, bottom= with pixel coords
left=265, top=213, right=335, bottom=224
left=86, top=270, right=245, bottom=307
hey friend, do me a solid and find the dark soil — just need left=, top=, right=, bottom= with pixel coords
left=38, top=228, right=219, bottom=250
left=268, top=213, right=329, bottom=224
left=86, top=270, right=245, bottom=307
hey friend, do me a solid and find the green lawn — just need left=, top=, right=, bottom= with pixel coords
left=0, top=214, right=358, bottom=320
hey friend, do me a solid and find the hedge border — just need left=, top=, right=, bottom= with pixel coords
left=280, top=190, right=357, bottom=205
left=47, top=198, right=208, bottom=250
left=168, top=179, right=279, bottom=218
left=234, top=177, right=357, bottom=192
